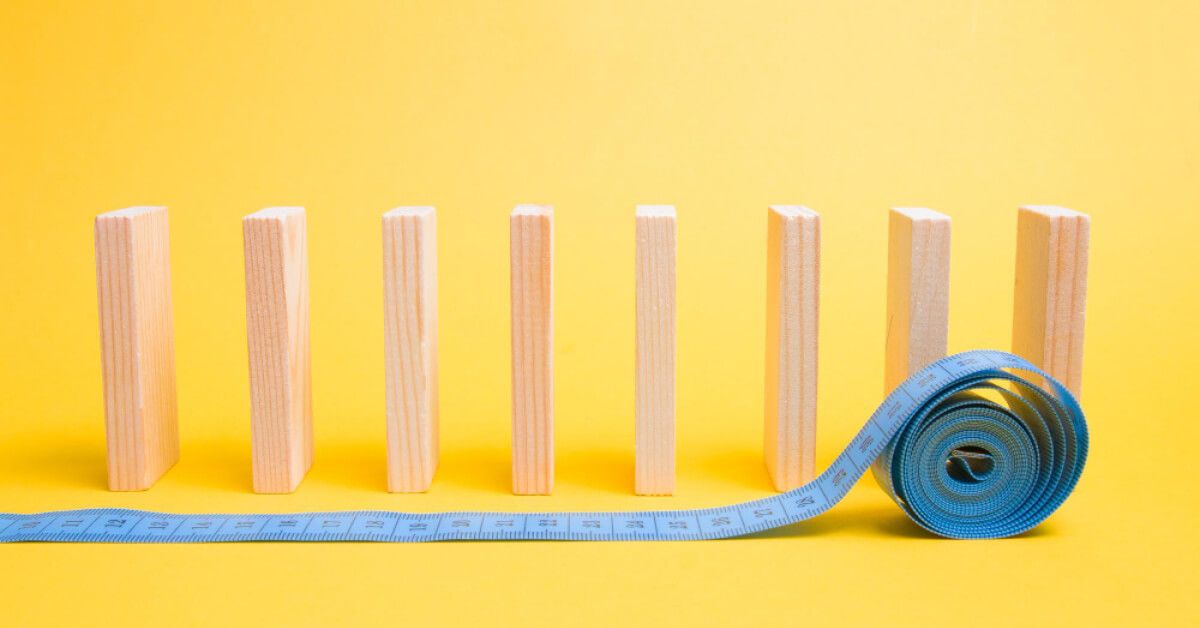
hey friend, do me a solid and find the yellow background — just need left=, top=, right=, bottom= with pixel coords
left=1, top=1, right=1197, bottom=625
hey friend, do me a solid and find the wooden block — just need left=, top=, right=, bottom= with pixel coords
left=242, top=207, right=313, bottom=493
left=764, top=205, right=819, bottom=492
left=94, top=206, right=180, bottom=491
left=510, top=204, right=554, bottom=495
left=884, top=207, right=951, bottom=393
left=635, top=205, right=677, bottom=495
left=1012, top=205, right=1090, bottom=397
left=382, top=206, right=439, bottom=492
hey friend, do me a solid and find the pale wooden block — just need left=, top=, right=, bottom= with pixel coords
left=635, top=205, right=676, bottom=495
left=95, top=206, right=180, bottom=491
left=884, top=207, right=951, bottom=393
left=764, top=205, right=819, bottom=492
left=383, top=206, right=439, bottom=492
left=243, top=207, right=313, bottom=493
left=510, top=204, right=554, bottom=495
left=1012, top=205, right=1090, bottom=397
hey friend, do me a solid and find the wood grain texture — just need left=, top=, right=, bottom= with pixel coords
left=1012, top=205, right=1090, bottom=397
left=383, top=206, right=439, bottom=492
left=510, top=205, right=554, bottom=495
left=764, top=205, right=819, bottom=492
left=635, top=205, right=676, bottom=495
left=95, top=206, right=180, bottom=491
left=243, top=207, right=313, bottom=494
left=884, top=207, right=951, bottom=393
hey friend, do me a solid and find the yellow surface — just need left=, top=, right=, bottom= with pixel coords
left=1, top=1, right=1197, bottom=625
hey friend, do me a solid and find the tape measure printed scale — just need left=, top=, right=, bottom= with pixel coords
left=0, top=350, right=1088, bottom=543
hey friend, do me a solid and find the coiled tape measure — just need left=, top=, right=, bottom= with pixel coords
left=0, top=350, right=1087, bottom=543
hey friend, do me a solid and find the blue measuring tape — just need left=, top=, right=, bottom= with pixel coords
left=0, top=350, right=1087, bottom=543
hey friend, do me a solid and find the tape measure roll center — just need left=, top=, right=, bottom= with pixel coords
left=0, top=350, right=1088, bottom=543
left=945, top=446, right=996, bottom=483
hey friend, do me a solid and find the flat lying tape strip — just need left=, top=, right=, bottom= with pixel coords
left=0, top=350, right=1087, bottom=543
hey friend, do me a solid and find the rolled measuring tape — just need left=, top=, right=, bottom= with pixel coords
left=0, top=349, right=1087, bottom=543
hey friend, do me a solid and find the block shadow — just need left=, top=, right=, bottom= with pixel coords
left=0, top=433, right=108, bottom=491
left=693, top=449, right=776, bottom=492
